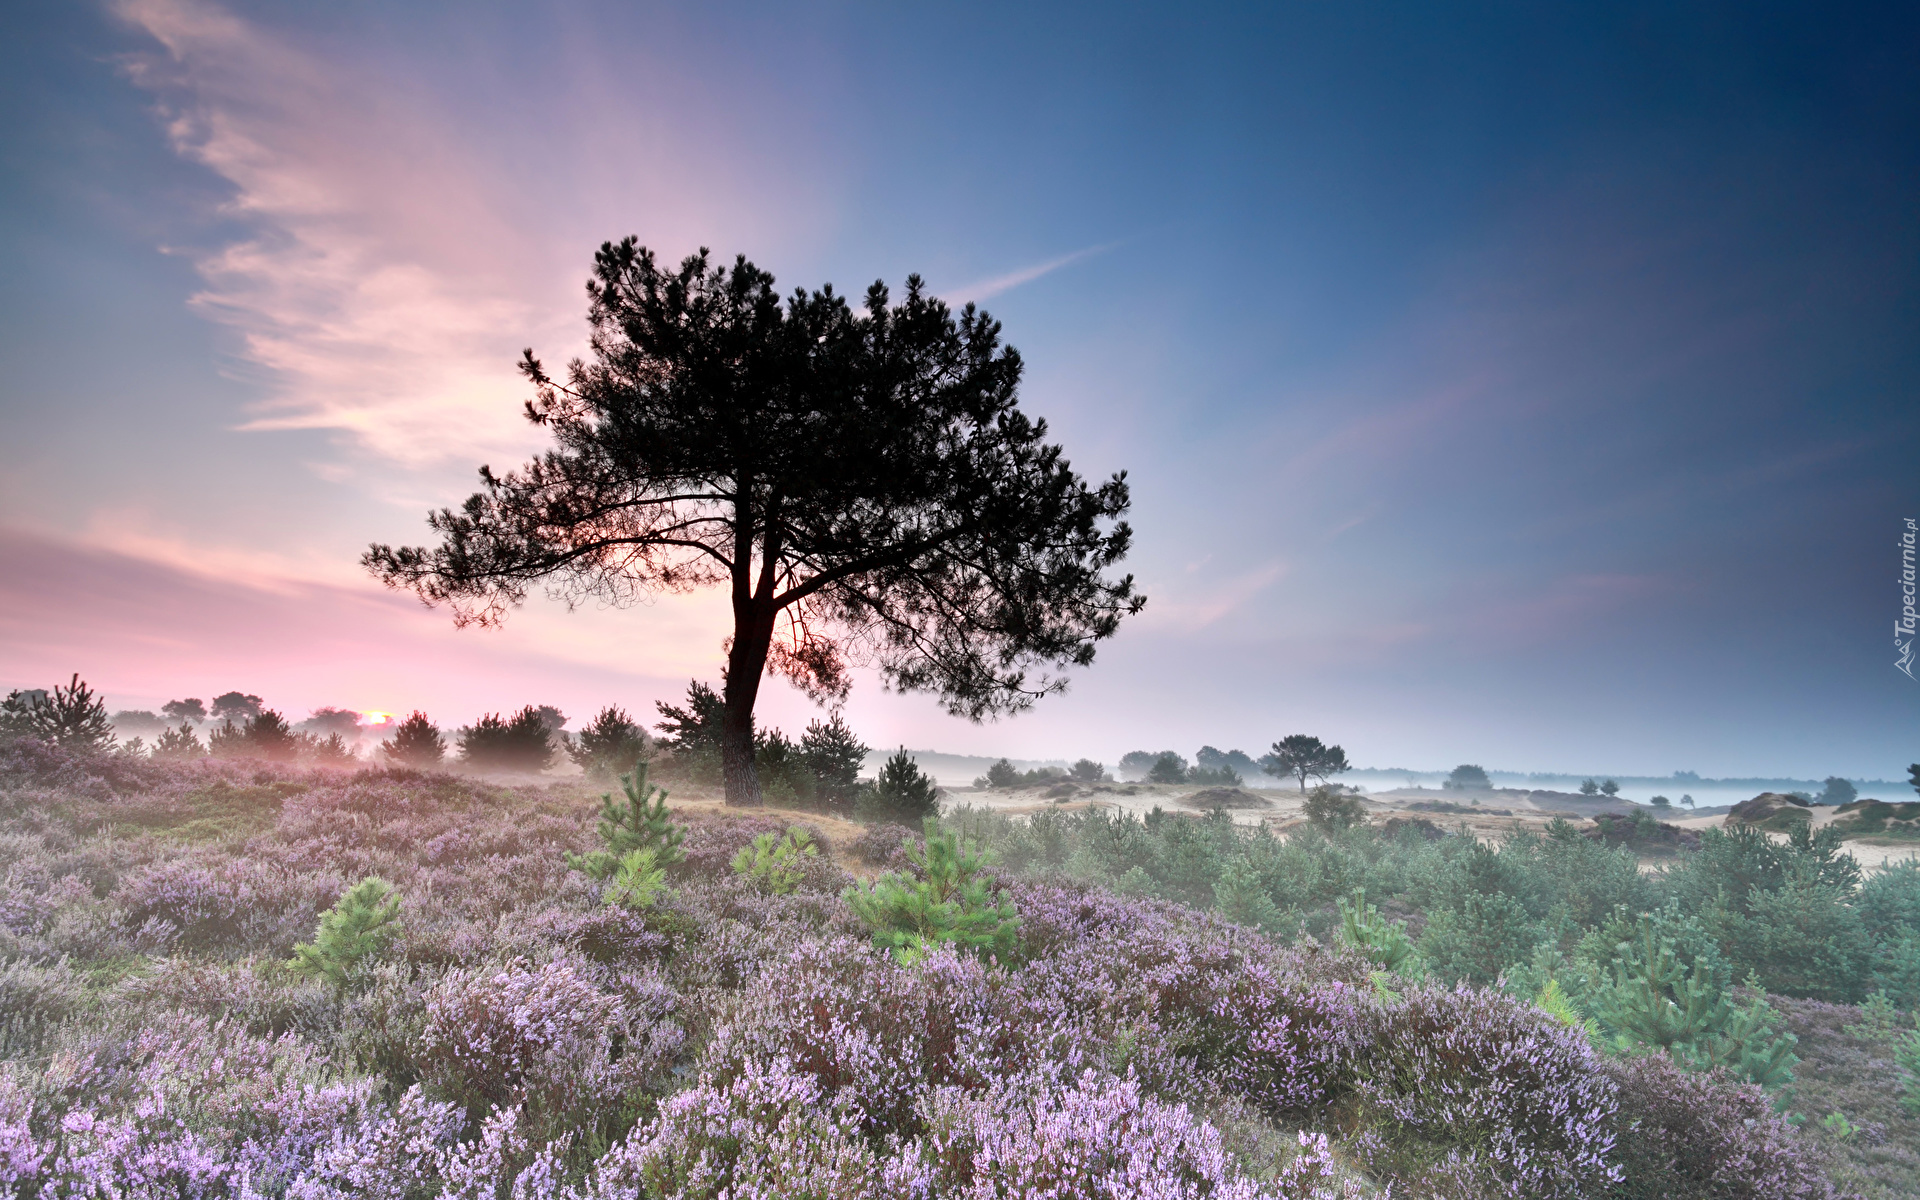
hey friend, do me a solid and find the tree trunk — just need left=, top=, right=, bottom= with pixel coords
left=721, top=601, right=776, bottom=806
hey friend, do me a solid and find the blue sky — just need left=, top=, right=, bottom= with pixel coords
left=2, top=0, right=1915, bottom=779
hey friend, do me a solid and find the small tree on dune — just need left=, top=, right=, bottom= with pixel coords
left=210, top=692, right=264, bottom=722
left=161, top=698, right=207, bottom=724
left=799, top=713, right=869, bottom=805
left=383, top=711, right=446, bottom=767
left=1260, top=735, right=1350, bottom=794
left=365, top=244, right=1142, bottom=804
left=12, top=675, right=116, bottom=752
left=1600, top=779, right=1621, bottom=797
left=1443, top=764, right=1491, bottom=791
left=154, top=721, right=204, bottom=759
left=459, top=707, right=554, bottom=772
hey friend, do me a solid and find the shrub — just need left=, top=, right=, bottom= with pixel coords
left=568, top=705, right=650, bottom=780
left=288, top=877, right=403, bottom=987
left=1303, top=785, right=1366, bottom=831
left=799, top=713, right=868, bottom=805
left=1605, top=1053, right=1840, bottom=1199
left=1068, top=758, right=1108, bottom=782
left=858, top=749, right=941, bottom=824
left=310, top=731, right=356, bottom=764
left=382, top=710, right=446, bottom=767
left=1444, top=763, right=1492, bottom=791
left=152, top=721, right=204, bottom=760
left=1337, top=889, right=1421, bottom=977
left=1419, top=891, right=1540, bottom=985
left=1585, top=918, right=1798, bottom=1087
left=458, top=706, right=555, bottom=772
left=731, top=828, right=819, bottom=895
left=565, top=763, right=685, bottom=880
left=845, top=821, right=1020, bottom=964
left=1146, top=752, right=1189, bottom=784
left=4, top=674, right=115, bottom=752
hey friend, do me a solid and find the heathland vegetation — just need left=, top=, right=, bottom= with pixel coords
left=3, top=683, right=1919, bottom=1196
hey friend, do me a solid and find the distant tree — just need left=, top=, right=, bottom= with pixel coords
left=311, top=732, right=357, bottom=765
left=1443, top=764, right=1492, bottom=791
left=162, top=698, right=208, bottom=724
left=1819, top=776, right=1857, bottom=807
left=12, top=675, right=116, bottom=752
left=532, top=705, right=568, bottom=734
left=1910, top=763, right=1919, bottom=797
left=984, top=758, right=1022, bottom=789
left=1117, top=750, right=1172, bottom=780
left=1069, top=758, right=1108, bottom=782
left=365, top=245, right=1142, bottom=806
left=1650, top=795, right=1672, bottom=810
left=210, top=692, right=264, bottom=722
left=1302, top=784, right=1366, bottom=832
left=0, top=690, right=47, bottom=738
left=383, top=711, right=447, bottom=767
left=570, top=705, right=650, bottom=780
left=1681, top=794, right=1694, bottom=809
left=1260, top=736, right=1350, bottom=794
left=1188, top=763, right=1242, bottom=786
left=459, top=706, right=555, bottom=772
left=302, top=707, right=363, bottom=738
left=800, top=713, right=869, bottom=804
left=1147, top=752, right=1190, bottom=785
left=153, top=721, right=205, bottom=759
left=858, top=748, right=942, bottom=824
left=109, top=710, right=166, bottom=737
left=655, top=681, right=726, bottom=784
left=1579, top=779, right=1601, bottom=796
left=1599, top=779, right=1621, bottom=797
left=245, top=710, right=300, bottom=761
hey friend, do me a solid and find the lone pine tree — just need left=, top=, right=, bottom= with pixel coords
left=366, top=243, right=1142, bottom=803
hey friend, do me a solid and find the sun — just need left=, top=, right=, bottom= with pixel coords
left=358, top=711, right=394, bottom=727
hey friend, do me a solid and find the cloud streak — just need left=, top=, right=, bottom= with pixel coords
left=942, top=242, right=1119, bottom=307
left=116, top=0, right=564, bottom=468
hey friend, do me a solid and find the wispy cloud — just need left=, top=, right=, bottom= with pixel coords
left=942, top=242, right=1119, bottom=307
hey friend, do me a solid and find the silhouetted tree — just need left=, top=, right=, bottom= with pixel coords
left=302, top=708, right=363, bottom=738
left=1260, top=736, right=1350, bottom=794
left=162, top=698, right=208, bottom=724
left=211, top=692, right=265, bottom=722
left=984, top=758, right=1022, bottom=789
left=1302, top=784, right=1366, bottom=831
left=1650, top=795, right=1672, bottom=810
left=800, top=713, right=869, bottom=804
left=1681, top=794, right=1695, bottom=809
left=11, top=675, right=116, bottom=752
left=312, top=732, right=356, bottom=764
left=110, top=710, right=166, bottom=737
left=1819, top=776, right=1857, bottom=806
left=383, top=711, right=446, bottom=767
left=1600, top=779, right=1621, bottom=797
left=1118, top=750, right=1177, bottom=780
left=459, top=707, right=554, bottom=772
left=365, top=245, right=1141, bottom=803
left=1910, top=763, right=1919, bottom=797
left=1579, top=779, right=1601, bottom=796
left=655, top=680, right=726, bottom=784
left=570, top=705, right=649, bottom=780
left=1443, top=764, right=1492, bottom=791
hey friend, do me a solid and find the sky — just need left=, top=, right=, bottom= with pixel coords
left=2, top=0, right=1916, bottom=780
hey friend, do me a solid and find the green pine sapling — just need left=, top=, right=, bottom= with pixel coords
left=565, top=763, right=685, bottom=880
left=844, top=818, right=1020, bottom=965
left=602, top=848, right=669, bottom=910
left=731, top=827, right=818, bottom=895
left=288, top=878, right=402, bottom=986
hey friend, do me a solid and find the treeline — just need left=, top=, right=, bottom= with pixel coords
left=1, top=673, right=942, bottom=824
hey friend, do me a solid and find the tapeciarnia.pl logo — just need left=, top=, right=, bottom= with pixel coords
left=1900, top=518, right=1917, bottom=680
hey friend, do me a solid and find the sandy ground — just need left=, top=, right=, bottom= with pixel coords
left=947, top=782, right=1920, bottom=874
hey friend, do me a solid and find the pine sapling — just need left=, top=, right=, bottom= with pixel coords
left=565, top=763, right=685, bottom=880
left=731, top=827, right=818, bottom=895
left=844, top=819, right=1020, bottom=965
left=602, top=847, right=668, bottom=910
left=289, top=878, right=402, bottom=987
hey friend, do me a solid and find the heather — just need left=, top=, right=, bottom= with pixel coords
left=0, top=743, right=1850, bottom=1198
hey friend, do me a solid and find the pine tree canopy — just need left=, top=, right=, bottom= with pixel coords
left=366, top=243, right=1143, bottom=803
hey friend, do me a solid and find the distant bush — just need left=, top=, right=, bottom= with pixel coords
left=152, top=721, right=204, bottom=759
left=458, top=706, right=554, bottom=772
left=1444, top=763, right=1492, bottom=791
left=858, top=748, right=941, bottom=824
left=1068, top=757, right=1108, bottom=782
left=567, top=704, right=649, bottom=780
left=1146, top=751, right=1188, bottom=784
left=1302, top=784, right=1366, bottom=831
left=382, top=710, right=446, bottom=767
left=208, top=708, right=300, bottom=761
